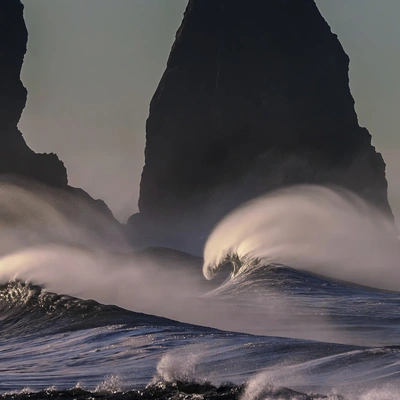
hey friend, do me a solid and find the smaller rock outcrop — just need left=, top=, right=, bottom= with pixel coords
left=0, top=0, right=120, bottom=231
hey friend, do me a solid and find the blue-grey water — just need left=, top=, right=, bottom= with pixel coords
left=1, top=183, right=400, bottom=399
left=1, top=264, right=400, bottom=400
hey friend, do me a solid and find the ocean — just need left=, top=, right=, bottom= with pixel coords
left=0, top=183, right=399, bottom=399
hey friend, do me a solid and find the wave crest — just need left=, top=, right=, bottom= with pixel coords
left=203, top=252, right=261, bottom=280
left=203, top=185, right=400, bottom=291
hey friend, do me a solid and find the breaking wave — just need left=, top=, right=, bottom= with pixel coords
left=0, top=281, right=178, bottom=338
left=203, top=185, right=400, bottom=291
left=1, top=181, right=400, bottom=398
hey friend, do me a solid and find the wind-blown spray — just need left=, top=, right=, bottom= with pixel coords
left=203, top=185, right=400, bottom=291
left=0, top=181, right=211, bottom=325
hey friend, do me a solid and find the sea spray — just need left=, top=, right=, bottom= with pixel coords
left=95, top=375, right=123, bottom=393
left=357, top=385, right=400, bottom=400
left=2, top=180, right=400, bottom=346
left=0, top=180, right=308, bottom=340
left=155, top=351, right=200, bottom=383
left=0, top=181, right=212, bottom=326
left=203, top=185, right=400, bottom=291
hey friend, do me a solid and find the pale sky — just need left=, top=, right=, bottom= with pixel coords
left=19, top=1, right=400, bottom=222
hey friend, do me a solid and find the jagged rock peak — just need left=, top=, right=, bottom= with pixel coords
left=134, top=0, right=392, bottom=250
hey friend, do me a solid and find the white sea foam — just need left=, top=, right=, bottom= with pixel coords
left=154, top=351, right=200, bottom=383
left=95, top=375, right=123, bottom=393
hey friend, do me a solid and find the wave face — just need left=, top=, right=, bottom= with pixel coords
left=1, top=182, right=400, bottom=398
left=1, top=281, right=400, bottom=400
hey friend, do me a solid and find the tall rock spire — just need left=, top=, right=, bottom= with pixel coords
left=134, top=0, right=393, bottom=250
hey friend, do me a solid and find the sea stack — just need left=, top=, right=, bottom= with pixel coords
left=132, top=0, right=393, bottom=250
left=0, top=0, right=67, bottom=186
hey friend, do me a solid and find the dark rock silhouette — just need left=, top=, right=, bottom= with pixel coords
left=0, top=0, right=117, bottom=225
left=0, top=0, right=67, bottom=187
left=133, top=0, right=393, bottom=251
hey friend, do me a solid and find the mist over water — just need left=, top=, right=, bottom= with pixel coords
left=204, top=185, right=400, bottom=291
left=0, top=180, right=347, bottom=343
left=0, top=180, right=213, bottom=323
left=0, top=179, right=128, bottom=253
left=1, top=180, right=400, bottom=341
left=1, top=180, right=400, bottom=398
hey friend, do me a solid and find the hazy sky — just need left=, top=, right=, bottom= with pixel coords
left=19, top=1, right=400, bottom=222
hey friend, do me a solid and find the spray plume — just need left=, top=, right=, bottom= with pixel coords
left=203, top=185, right=400, bottom=291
